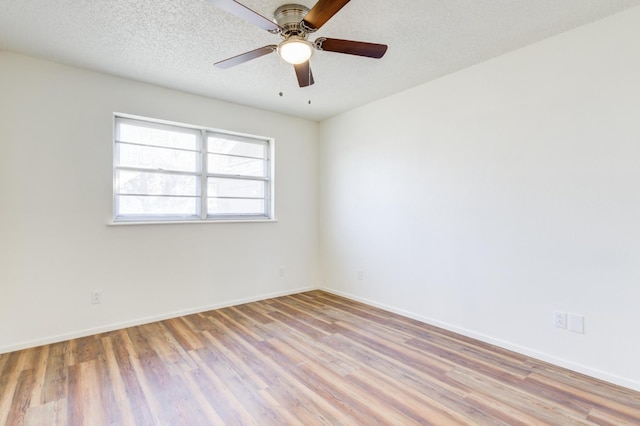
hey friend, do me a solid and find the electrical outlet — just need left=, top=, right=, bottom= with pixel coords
left=553, top=311, right=567, bottom=329
left=279, top=266, right=285, bottom=277
left=91, top=290, right=102, bottom=305
left=357, top=269, right=364, bottom=281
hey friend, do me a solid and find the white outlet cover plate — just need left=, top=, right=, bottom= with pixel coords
left=553, top=311, right=567, bottom=329
left=568, top=313, right=585, bottom=333
left=91, top=291, right=102, bottom=304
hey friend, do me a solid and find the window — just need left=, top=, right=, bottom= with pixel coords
left=113, top=115, right=273, bottom=222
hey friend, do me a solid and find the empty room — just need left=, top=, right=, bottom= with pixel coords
left=1, top=0, right=640, bottom=424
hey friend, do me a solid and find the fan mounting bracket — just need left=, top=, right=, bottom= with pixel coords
left=274, top=4, right=311, bottom=38
left=314, top=37, right=327, bottom=50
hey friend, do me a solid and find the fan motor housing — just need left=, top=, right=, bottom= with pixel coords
left=274, top=4, right=310, bottom=37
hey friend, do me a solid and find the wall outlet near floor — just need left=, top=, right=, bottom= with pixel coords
left=357, top=269, right=364, bottom=281
left=568, top=313, right=585, bottom=333
left=553, top=311, right=567, bottom=329
left=278, top=266, right=285, bottom=277
left=91, top=290, right=102, bottom=304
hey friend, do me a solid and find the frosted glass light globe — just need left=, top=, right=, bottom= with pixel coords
left=278, top=37, right=313, bottom=65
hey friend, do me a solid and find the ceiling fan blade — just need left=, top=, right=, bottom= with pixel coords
left=214, top=45, right=277, bottom=69
left=207, top=0, right=281, bottom=33
left=301, top=0, right=350, bottom=32
left=315, top=38, right=388, bottom=59
left=294, top=62, right=314, bottom=87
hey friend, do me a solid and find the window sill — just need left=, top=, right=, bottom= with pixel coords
left=107, top=218, right=277, bottom=226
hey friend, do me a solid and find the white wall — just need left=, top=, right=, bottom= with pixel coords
left=0, top=52, right=319, bottom=352
left=319, top=7, right=640, bottom=391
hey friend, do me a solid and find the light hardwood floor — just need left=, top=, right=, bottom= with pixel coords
left=1, top=290, right=639, bottom=425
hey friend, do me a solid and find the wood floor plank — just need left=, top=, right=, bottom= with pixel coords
left=208, top=308, right=272, bottom=343
left=193, top=340, right=283, bottom=425
left=321, top=332, right=501, bottom=423
left=101, top=336, right=137, bottom=426
left=180, top=312, right=216, bottom=333
left=0, top=352, right=9, bottom=378
left=446, top=366, right=598, bottom=425
left=162, top=317, right=205, bottom=351
left=526, top=359, right=640, bottom=409
left=116, top=328, right=167, bottom=425
left=266, top=339, right=399, bottom=425
left=106, top=330, right=157, bottom=425
left=4, top=369, right=35, bottom=426
left=204, top=320, right=355, bottom=425
left=463, top=391, right=549, bottom=426
left=0, top=352, right=24, bottom=425
left=149, top=322, right=199, bottom=375
left=345, top=362, right=476, bottom=425
left=253, top=311, right=456, bottom=424
left=233, top=303, right=275, bottom=325
left=587, top=407, right=640, bottom=426
left=524, top=372, right=640, bottom=423
left=23, top=398, right=67, bottom=426
left=27, top=345, right=49, bottom=408
left=406, top=337, right=529, bottom=385
left=180, top=369, right=227, bottom=425
left=188, top=348, right=260, bottom=426
left=126, top=326, right=210, bottom=424
left=1, top=290, right=639, bottom=424
left=40, top=342, right=69, bottom=405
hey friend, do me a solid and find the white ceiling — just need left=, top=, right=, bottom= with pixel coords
left=1, top=0, right=639, bottom=121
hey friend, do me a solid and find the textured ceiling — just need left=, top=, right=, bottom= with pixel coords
left=1, top=0, right=639, bottom=121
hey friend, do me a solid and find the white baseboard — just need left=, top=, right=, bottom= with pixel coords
left=0, top=286, right=317, bottom=355
left=320, top=287, right=640, bottom=393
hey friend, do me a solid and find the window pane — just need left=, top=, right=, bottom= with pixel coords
left=114, top=115, right=273, bottom=222
left=118, top=143, right=198, bottom=172
left=208, top=154, right=265, bottom=177
left=118, top=123, right=197, bottom=150
left=117, top=195, right=198, bottom=216
left=208, top=198, right=265, bottom=215
left=208, top=137, right=265, bottom=158
left=207, top=178, right=264, bottom=198
left=117, top=170, right=198, bottom=196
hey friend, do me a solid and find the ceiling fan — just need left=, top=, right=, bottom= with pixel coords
left=208, top=0, right=388, bottom=87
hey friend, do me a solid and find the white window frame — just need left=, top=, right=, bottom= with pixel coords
left=113, top=113, right=274, bottom=223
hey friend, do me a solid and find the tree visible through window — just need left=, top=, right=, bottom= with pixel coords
left=113, top=115, right=272, bottom=222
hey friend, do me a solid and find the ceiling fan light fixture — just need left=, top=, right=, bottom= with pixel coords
left=278, top=37, right=313, bottom=65
left=211, top=1, right=388, bottom=88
